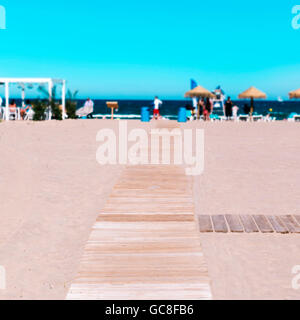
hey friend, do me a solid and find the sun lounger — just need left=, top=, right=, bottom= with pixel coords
left=238, top=115, right=249, bottom=122
left=264, top=115, right=276, bottom=122
left=294, top=115, right=300, bottom=122
left=252, top=115, right=264, bottom=122
left=288, top=113, right=300, bottom=122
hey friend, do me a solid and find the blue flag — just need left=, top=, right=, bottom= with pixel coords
left=190, top=79, right=197, bottom=90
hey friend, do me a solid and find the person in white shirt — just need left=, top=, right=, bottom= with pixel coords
left=84, top=98, right=94, bottom=119
left=232, top=105, right=239, bottom=121
left=192, top=97, right=198, bottom=119
left=153, top=96, right=162, bottom=120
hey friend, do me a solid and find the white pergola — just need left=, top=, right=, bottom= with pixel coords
left=0, top=78, right=66, bottom=121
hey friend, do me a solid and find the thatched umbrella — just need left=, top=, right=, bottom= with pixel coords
left=238, top=86, right=267, bottom=117
left=289, top=88, right=300, bottom=99
left=185, top=85, right=215, bottom=98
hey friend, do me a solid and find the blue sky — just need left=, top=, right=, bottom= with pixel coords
left=0, top=0, right=299, bottom=99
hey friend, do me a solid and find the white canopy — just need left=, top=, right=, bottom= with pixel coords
left=0, top=78, right=66, bottom=121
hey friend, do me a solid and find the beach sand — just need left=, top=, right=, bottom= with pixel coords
left=0, top=120, right=123, bottom=299
left=0, top=120, right=299, bottom=300
left=192, top=121, right=300, bottom=300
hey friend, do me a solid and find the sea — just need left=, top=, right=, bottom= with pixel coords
left=76, top=99, right=300, bottom=121
left=12, top=98, right=300, bottom=120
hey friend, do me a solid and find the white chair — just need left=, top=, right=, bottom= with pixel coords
left=1, top=107, right=18, bottom=120
left=24, top=109, right=34, bottom=120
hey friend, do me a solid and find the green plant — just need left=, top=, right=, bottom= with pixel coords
left=66, top=89, right=79, bottom=119
left=38, top=85, right=62, bottom=120
left=33, top=100, right=47, bottom=121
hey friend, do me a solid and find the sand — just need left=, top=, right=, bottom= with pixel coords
left=0, top=120, right=123, bottom=299
left=191, top=121, right=300, bottom=300
left=0, top=120, right=300, bottom=300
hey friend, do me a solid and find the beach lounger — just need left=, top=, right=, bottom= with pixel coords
left=252, top=115, right=264, bottom=122
left=238, top=115, right=249, bottom=122
left=287, top=113, right=300, bottom=122
left=264, top=115, right=276, bottom=122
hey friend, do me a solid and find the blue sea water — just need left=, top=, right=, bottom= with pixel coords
left=11, top=98, right=300, bottom=120
left=76, top=99, right=300, bottom=120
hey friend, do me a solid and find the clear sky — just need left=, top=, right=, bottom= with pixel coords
left=0, top=0, right=299, bottom=99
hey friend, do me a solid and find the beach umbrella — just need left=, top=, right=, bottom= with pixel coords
left=184, top=85, right=215, bottom=98
left=289, top=88, right=300, bottom=99
left=238, top=86, right=267, bottom=116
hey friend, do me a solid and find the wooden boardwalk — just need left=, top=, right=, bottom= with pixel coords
left=67, top=164, right=212, bottom=300
left=198, top=214, right=300, bottom=234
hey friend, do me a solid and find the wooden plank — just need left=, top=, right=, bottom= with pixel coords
left=198, top=215, right=213, bottom=233
left=252, top=215, right=274, bottom=233
left=97, top=214, right=195, bottom=222
left=266, top=216, right=289, bottom=234
left=280, top=215, right=300, bottom=233
left=67, top=156, right=212, bottom=300
left=211, top=215, right=228, bottom=233
left=239, top=215, right=259, bottom=233
left=293, top=215, right=300, bottom=226
left=225, top=215, right=244, bottom=233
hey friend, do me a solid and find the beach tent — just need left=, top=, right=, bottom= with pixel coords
left=184, top=85, right=215, bottom=98
left=238, top=86, right=267, bottom=116
left=289, top=88, right=300, bottom=99
left=0, top=78, right=66, bottom=121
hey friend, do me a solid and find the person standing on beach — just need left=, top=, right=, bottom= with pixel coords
left=203, top=97, right=213, bottom=121
left=192, top=97, right=198, bottom=118
left=197, top=98, right=205, bottom=120
left=153, top=96, right=162, bottom=120
left=225, top=96, right=233, bottom=120
left=244, top=103, right=250, bottom=115
left=84, top=98, right=94, bottom=119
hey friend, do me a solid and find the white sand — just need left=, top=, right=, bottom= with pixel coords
left=0, top=120, right=300, bottom=299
